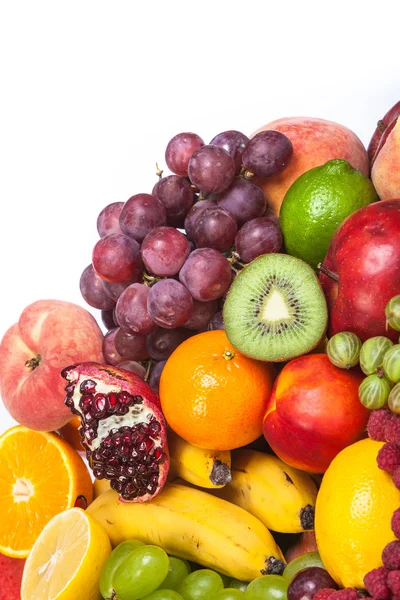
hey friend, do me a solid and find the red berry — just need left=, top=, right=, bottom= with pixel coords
left=388, top=570, right=400, bottom=596
left=385, top=417, right=400, bottom=444
left=364, top=566, right=391, bottom=600
left=313, top=589, right=337, bottom=600
left=368, top=409, right=394, bottom=441
left=328, top=589, right=359, bottom=600
left=392, top=508, right=400, bottom=539
left=384, top=541, right=400, bottom=570
left=377, top=443, right=400, bottom=474
left=393, top=466, right=400, bottom=490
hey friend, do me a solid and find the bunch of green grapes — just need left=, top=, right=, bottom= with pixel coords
left=327, top=295, right=400, bottom=412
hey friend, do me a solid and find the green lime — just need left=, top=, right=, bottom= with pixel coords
left=280, top=159, right=378, bottom=269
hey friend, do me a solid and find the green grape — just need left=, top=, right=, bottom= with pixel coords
left=282, top=551, right=324, bottom=582
left=99, top=539, right=145, bottom=599
left=327, top=332, right=362, bottom=369
left=383, top=344, right=400, bottom=383
left=229, top=579, right=248, bottom=591
left=385, top=295, right=400, bottom=332
left=389, top=382, right=400, bottom=414
left=358, top=374, right=392, bottom=409
left=178, top=569, right=224, bottom=600
left=142, top=591, right=184, bottom=600
left=160, top=557, right=191, bottom=591
left=113, top=545, right=170, bottom=600
left=244, top=574, right=288, bottom=600
left=359, top=336, right=393, bottom=375
left=214, top=589, right=245, bottom=599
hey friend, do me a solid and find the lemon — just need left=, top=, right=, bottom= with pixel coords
left=21, top=507, right=111, bottom=600
left=280, top=159, right=378, bottom=269
left=315, top=438, right=400, bottom=588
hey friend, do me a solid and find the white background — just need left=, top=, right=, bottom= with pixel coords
left=0, top=1, right=399, bottom=434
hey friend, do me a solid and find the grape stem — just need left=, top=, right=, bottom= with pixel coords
left=144, top=359, right=153, bottom=382
left=155, top=163, right=163, bottom=179
left=317, top=263, right=339, bottom=282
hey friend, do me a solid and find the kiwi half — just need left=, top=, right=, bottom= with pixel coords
left=223, top=253, right=328, bottom=362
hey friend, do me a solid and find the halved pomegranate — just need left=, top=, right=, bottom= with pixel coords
left=61, top=362, right=169, bottom=502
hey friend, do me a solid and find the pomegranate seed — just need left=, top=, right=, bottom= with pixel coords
left=105, top=469, right=116, bottom=478
left=112, top=481, right=123, bottom=493
left=86, top=427, right=96, bottom=442
left=65, top=383, right=75, bottom=394
left=102, top=436, right=112, bottom=448
left=108, top=457, right=119, bottom=468
left=80, top=379, right=97, bottom=393
left=108, top=392, right=119, bottom=407
left=65, top=396, right=74, bottom=408
left=116, top=406, right=129, bottom=416
left=91, top=393, right=107, bottom=418
left=122, top=433, right=132, bottom=445
left=119, top=391, right=134, bottom=406
left=61, top=364, right=77, bottom=379
left=79, top=394, right=93, bottom=412
left=93, top=468, right=105, bottom=479
left=112, top=434, right=123, bottom=447
left=120, top=445, right=131, bottom=456
left=148, top=421, right=161, bottom=436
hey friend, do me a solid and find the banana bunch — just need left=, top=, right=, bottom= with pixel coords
left=87, top=482, right=285, bottom=581
left=212, top=449, right=318, bottom=533
left=167, top=429, right=232, bottom=488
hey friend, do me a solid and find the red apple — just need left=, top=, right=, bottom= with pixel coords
left=0, top=553, right=25, bottom=600
left=251, top=117, right=369, bottom=216
left=319, top=199, right=400, bottom=342
left=262, top=354, right=368, bottom=473
left=369, top=101, right=400, bottom=200
left=285, top=531, right=318, bottom=564
left=0, top=300, right=103, bottom=431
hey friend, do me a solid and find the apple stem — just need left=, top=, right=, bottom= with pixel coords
left=317, top=263, right=339, bottom=282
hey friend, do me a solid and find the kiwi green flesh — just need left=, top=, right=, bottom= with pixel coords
left=223, top=253, right=328, bottom=362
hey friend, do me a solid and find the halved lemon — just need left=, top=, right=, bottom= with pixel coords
left=0, top=425, right=93, bottom=557
left=21, top=507, right=111, bottom=600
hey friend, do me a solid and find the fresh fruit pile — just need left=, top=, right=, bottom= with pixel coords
left=1, top=102, right=400, bottom=600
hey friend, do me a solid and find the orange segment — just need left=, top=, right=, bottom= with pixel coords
left=0, top=426, right=93, bottom=558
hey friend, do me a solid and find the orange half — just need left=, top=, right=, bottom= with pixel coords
left=0, top=425, right=93, bottom=558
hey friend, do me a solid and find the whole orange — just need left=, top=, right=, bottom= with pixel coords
left=159, top=330, right=275, bottom=450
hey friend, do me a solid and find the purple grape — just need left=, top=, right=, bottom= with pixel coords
left=146, top=327, right=189, bottom=361
left=92, top=233, right=142, bottom=283
left=102, top=277, right=139, bottom=303
left=147, top=279, right=193, bottom=329
left=149, top=360, right=167, bottom=392
left=165, top=132, right=205, bottom=177
left=184, top=200, right=215, bottom=241
left=192, top=206, right=237, bottom=253
left=115, top=283, right=156, bottom=335
left=235, top=217, right=283, bottom=263
left=287, top=567, right=338, bottom=600
left=97, top=202, right=124, bottom=237
left=209, top=130, right=249, bottom=172
left=188, top=145, right=236, bottom=194
left=184, top=300, right=218, bottom=330
left=179, top=248, right=232, bottom=302
left=101, top=308, right=118, bottom=331
left=141, top=227, right=190, bottom=276
left=217, top=178, right=266, bottom=227
left=242, top=130, right=293, bottom=178
left=79, top=264, right=115, bottom=310
left=208, top=311, right=224, bottom=331
left=114, top=328, right=149, bottom=361
left=102, top=328, right=125, bottom=366
left=119, top=193, right=167, bottom=242
left=116, top=360, right=147, bottom=379
left=152, top=175, right=195, bottom=227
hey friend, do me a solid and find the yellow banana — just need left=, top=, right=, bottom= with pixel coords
left=87, top=482, right=285, bottom=581
left=167, top=429, right=232, bottom=488
left=212, top=449, right=317, bottom=533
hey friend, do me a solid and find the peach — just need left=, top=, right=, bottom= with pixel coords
left=371, top=113, right=400, bottom=200
left=251, top=117, right=369, bottom=216
left=0, top=300, right=103, bottom=431
left=262, top=354, right=369, bottom=473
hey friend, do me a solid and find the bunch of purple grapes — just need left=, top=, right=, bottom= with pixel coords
left=79, top=128, right=293, bottom=389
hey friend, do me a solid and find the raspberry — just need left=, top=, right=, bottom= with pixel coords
left=393, top=466, right=400, bottom=490
left=364, top=566, right=391, bottom=600
left=377, top=443, right=400, bottom=474
left=392, top=508, right=400, bottom=539
left=313, top=589, right=338, bottom=600
left=388, top=570, right=400, bottom=596
left=328, top=589, right=359, bottom=600
left=383, top=540, right=400, bottom=570
left=368, top=409, right=395, bottom=441
left=386, top=417, right=400, bottom=444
